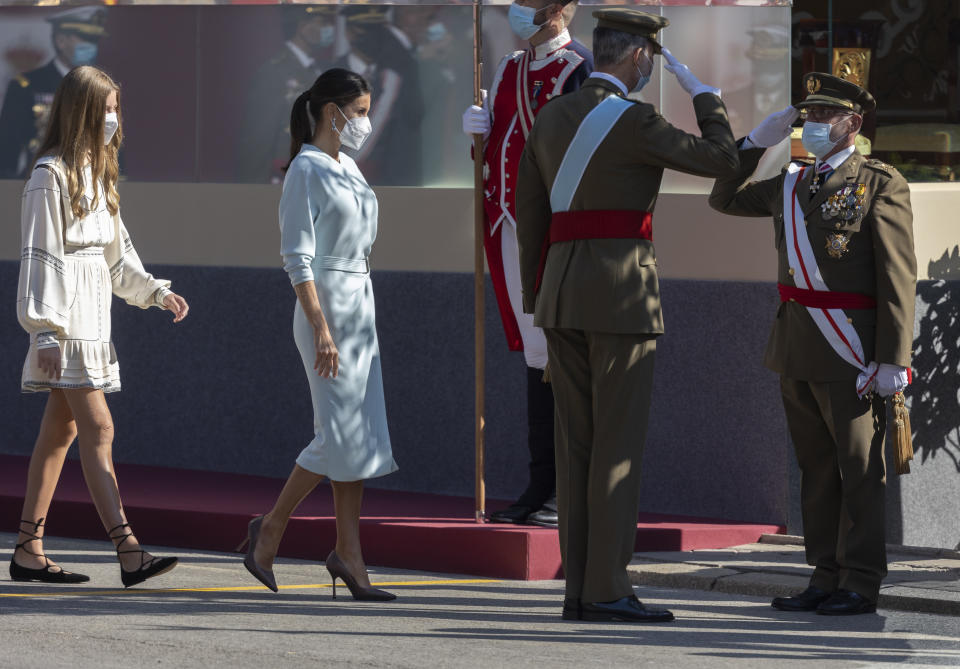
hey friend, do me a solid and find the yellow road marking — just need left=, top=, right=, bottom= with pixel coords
left=0, top=578, right=500, bottom=599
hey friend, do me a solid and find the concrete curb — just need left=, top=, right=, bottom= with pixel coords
left=629, top=540, right=960, bottom=616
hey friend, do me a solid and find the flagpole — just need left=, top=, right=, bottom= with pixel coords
left=472, top=0, right=486, bottom=524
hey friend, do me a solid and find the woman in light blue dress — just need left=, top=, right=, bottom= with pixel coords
left=239, top=69, right=397, bottom=602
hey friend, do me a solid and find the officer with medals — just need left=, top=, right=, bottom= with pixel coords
left=236, top=6, right=337, bottom=184
left=0, top=7, right=107, bottom=178
left=515, top=9, right=737, bottom=622
left=460, top=0, right=593, bottom=529
left=709, top=73, right=917, bottom=615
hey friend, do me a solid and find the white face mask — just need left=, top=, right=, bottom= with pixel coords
left=333, top=106, right=372, bottom=151
left=104, top=112, right=119, bottom=145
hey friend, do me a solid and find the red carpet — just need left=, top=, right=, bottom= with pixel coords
left=0, top=455, right=783, bottom=580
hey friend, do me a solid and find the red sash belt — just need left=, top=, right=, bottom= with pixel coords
left=778, top=283, right=877, bottom=309
left=536, top=210, right=653, bottom=293
left=549, top=210, right=653, bottom=244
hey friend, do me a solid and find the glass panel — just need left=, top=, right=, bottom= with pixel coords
left=0, top=2, right=788, bottom=188
left=793, top=0, right=960, bottom=182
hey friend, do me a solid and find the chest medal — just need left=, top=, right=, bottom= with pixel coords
left=825, top=233, right=851, bottom=259
left=530, top=80, right=543, bottom=110
left=821, top=183, right=866, bottom=222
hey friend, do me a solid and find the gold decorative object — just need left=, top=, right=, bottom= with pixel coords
left=832, top=48, right=872, bottom=88
left=825, top=233, right=851, bottom=259
left=806, top=77, right=821, bottom=95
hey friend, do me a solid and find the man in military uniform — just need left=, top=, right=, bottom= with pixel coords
left=460, top=0, right=592, bottom=529
left=0, top=7, right=107, bottom=178
left=236, top=6, right=338, bottom=184
left=333, top=6, right=423, bottom=186
left=515, top=9, right=737, bottom=621
left=709, top=73, right=917, bottom=615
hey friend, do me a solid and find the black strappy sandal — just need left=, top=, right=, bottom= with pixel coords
left=108, top=523, right=178, bottom=588
left=9, top=518, right=90, bottom=584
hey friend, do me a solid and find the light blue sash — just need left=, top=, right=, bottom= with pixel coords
left=549, top=95, right=632, bottom=213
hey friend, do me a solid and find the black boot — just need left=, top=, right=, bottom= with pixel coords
left=517, top=366, right=556, bottom=509
left=490, top=367, right=556, bottom=525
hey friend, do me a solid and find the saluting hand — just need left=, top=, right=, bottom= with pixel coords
left=746, top=106, right=800, bottom=148
left=661, top=47, right=720, bottom=98
left=163, top=293, right=190, bottom=323
left=313, top=325, right=339, bottom=379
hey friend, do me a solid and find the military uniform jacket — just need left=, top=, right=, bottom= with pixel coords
left=0, top=61, right=63, bottom=179
left=515, top=78, right=738, bottom=334
left=708, top=146, right=917, bottom=382
left=236, top=47, right=318, bottom=183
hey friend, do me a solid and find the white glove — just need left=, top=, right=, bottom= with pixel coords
left=661, top=47, right=720, bottom=98
left=744, top=106, right=800, bottom=148
left=462, top=89, right=490, bottom=137
left=875, top=363, right=910, bottom=398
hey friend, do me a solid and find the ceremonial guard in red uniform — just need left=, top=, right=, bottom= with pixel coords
left=462, top=0, right=592, bottom=528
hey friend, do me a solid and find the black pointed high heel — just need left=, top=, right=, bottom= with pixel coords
left=238, top=516, right=278, bottom=592
left=9, top=518, right=90, bottom=584
left=108, top=523, right=177, bottom=588
left=325, top=550, right=395, bottom=602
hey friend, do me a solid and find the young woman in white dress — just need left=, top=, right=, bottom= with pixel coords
left=239, top=69, right=398, bottom=601
left=12, top=66, right=189, bottom=587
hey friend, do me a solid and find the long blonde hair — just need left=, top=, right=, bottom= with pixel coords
left=33, top=66, right=122, bottom=218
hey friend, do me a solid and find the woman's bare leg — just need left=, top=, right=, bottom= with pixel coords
left=331, top=480, right=371, bottom=588
left=255, top=464, right=324, bottom=571
left=14, top=390, right=77, bottom=571
left=61, top=387, right=153, bottom=571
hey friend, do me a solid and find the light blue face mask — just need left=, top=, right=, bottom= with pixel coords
left=72, top=41, right=98, bottom=66
left=632, top=50, right=653, bottom=93
left=508, top=3, right=545, bottom=41
left=426, top=22, right=448, bottom=43
left=801, top=120, right=842, bottom=158
left=318, top=24, right=336, bottom=48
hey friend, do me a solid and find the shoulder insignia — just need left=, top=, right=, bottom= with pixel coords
left=509, top=50, right=525, bottom=63
left=865, top=158, right=898, bottom=175
left=16, top=75, right=29, bottom=88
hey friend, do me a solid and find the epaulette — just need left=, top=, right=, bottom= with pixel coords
left=865, top=158, right=900, bottom=177
left=509, top=50, right=525, bottom=62
left=16, top=75, right=29, bottom=88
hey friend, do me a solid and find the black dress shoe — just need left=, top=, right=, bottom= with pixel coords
left=581, top=595, right=674, bottom=623
left=816, top=589, right=877, bottom=616
left=489, top=504, right=536, bottom=524
left=561, top=597, right=581, bottom=620
left=771, top=586, right=832, bottom=612
left=526, top=507, right=558, bottom=528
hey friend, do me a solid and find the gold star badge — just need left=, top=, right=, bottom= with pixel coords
left=825, top=233, right=850, bottom=259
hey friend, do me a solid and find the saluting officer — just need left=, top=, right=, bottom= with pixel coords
left=515, top=9, right=737, bottom=622
left=709, top=73, right=917, bottom=615
left=0, top=7, right=107, bottom=178
left=236, top=6, right=337, bottom=184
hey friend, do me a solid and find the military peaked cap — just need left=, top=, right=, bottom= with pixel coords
left=592, top=9, right=668, bottom=53
left=797, top=72, right=876, bottom=115
left=47, top=7, right=107, bottom=40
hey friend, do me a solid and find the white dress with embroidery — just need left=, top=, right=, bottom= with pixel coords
left=16, top=157, right=172, bottom=393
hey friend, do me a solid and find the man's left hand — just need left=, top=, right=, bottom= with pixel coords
left=876, top=363, right=910, bottom=397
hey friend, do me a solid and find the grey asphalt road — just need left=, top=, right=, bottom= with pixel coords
left=1, top=534, right=958, bottom=669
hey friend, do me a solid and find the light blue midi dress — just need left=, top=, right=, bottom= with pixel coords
left=279, top=144, right=397, bottom=482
